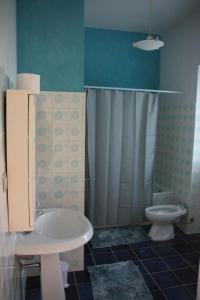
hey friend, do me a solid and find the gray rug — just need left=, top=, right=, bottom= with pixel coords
left=88, top=261, right=152, bottom=300
left=91, top=226, right=149, bottom=248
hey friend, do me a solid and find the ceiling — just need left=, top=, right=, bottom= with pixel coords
left=84, top=0, right=200, bottom=34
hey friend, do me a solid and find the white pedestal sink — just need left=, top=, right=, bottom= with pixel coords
left=16, top=208, right=93, bottom=300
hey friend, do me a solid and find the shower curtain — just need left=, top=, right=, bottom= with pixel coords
left=86, top=89, right=158, bottom=226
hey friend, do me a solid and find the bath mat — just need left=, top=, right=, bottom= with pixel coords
left=88, top=261, right=152, bottom=300
left=91, top=226, right=150, bottom=248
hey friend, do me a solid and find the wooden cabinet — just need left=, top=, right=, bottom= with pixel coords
left=6, top=90, right=36, bottom=231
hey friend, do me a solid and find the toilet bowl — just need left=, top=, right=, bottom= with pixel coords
left=145, top=205, right=187, bottom=241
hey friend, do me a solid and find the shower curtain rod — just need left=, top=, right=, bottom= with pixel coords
left=84, top=85, right=182, bottom=94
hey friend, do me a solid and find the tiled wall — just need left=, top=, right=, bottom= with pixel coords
left=0, top=68, right=21, bottom=299
left=155, top=95, right=196, bottom=233
left=35, top=92, right=86, bottom=271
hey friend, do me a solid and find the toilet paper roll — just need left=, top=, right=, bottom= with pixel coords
left=16, top=73, right=40, bottom=93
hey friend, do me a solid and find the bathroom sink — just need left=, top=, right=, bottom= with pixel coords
left=16, top=208, right=93, bottom=300
left=16, top=208, right=93, bottom=255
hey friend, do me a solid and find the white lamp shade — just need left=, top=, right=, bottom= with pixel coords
left=133, top=37, right=164, bottom=51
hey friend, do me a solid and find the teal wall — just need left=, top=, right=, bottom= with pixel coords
left=84, top=28, right=160, bottom=89
left=17, top=0, right=84, bottom=91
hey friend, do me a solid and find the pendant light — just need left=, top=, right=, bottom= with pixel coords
left=133, top=0, right=164, bottom=51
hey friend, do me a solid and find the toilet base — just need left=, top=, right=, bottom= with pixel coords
left=149, top=224, right=175, bottom=241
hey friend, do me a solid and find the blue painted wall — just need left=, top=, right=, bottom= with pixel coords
left=84, top=28, right=160, bottom=89
left=17, top=0, right=84, bottom=91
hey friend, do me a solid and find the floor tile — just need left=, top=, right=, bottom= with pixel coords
left=151, top=289, right=166, bottom=300
left=135, top=247, right=158, bottom=259
left=163, top=286, right=194, bottom=300
left=65, top=285, right=79, bottom=300
left=191, top=242, right=200, bottom=252
left=163, top=255, right=189, bottom=270
left=114, top=250, right=138, bottom=261
left=84, top=244, right=91, bottom=255
left=91, top=247, right=112, bottom=254
left=172, top=243, right=194, bottom=254
left=173, top=268, right=198, bottom=284
left=182, top=252, right=200, bottom=267
left=75, top=270, right=91, bottom=283
left=184, top=233, right=200, bottom=241
left=143, top=258, right=169, bottom=273
left=78, top=283, right=94, bottom=300
left=186, top=284, right=197, bottom=297
left=111, top=245, right=131, bottom=252
left=93, top=252, right=116, bottom=265
left=143, top=274, right=159, bottom=291
left=85, top=254, right=95, bottom=267
left=68, top=272, right=76, bottom=285
left=26, top=276, right=40, bottom=290
left=26, top=289, right=41, bottom=300
left=151, top=271, right=181, bottom=288
left=131, top=241, right=150, bottom=249
left=133, top=260, right=148, bottom=274
left=153, top=246, right=177, bottom=257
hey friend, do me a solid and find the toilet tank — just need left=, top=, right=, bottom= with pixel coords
left=153, top=183, right=174, bottom=206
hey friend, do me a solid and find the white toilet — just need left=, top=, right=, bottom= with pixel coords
left=145, top=205, right=187, bottom=241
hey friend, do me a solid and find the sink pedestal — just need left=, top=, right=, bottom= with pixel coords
left=40, top=254, right=65, bottom=300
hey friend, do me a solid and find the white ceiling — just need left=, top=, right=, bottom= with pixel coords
left=84, top=0, right=200, bottom=34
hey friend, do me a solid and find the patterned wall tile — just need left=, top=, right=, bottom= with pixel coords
left=35, top=92, right=86, bottom=270
left=154, top=96, right=199, bottom=233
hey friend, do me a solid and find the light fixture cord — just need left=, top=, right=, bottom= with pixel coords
left=148, top=0, right=152, bottom=35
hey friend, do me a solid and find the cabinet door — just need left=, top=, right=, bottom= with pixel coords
left=6, top=90, right=35, bottom=232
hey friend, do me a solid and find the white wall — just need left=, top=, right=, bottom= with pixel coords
left=156, top=11, right=200, bottom=233
left=0, top=1, right=20, bottom=299
left=160, top=11, right=200, bottom=101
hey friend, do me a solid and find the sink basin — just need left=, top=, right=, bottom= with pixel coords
left=16, top=208, right=93, bottom=255
left=16, top=208, right=93, bottom=300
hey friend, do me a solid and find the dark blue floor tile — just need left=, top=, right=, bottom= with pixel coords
left=153, top=246, right=177, bottom=257
left=133, top=260, right=148, bottom=274
left=163, top=286, right=194, bottom=300
left=186, top=284, right=197, bottom=297
left=163, top=255, right=189, bottom=270
left=151, top=271, right=181, bottom=288
left=93, top=252, right=116, bottom=265
left=26, top=289, right=41, bottom=300
left=91, top=247, right=112, bottom=254
left=191, top=242, right=200, bottom=252
left=172, top=243, right=194, bottom=254
left=85, top=254, right=95, bottom=267
left=148, top=240, right=169, bottom=247
left=114, top=250, right=137, bottom=261
left=68, top=272, right=76, bottom=285
left=111, top=245, right=130, bottom=252
left=131, top=241, right=150, bottom=249
left=84, top=244, right=91, bottom=254
left=182, top=252, right=200, bottom=267
left=26, top=276, right=40, bottom=290
left=65, top=285, right=79, bottom=300
left=135, top=247, right=158, bottom=259
left=143, top=274, right=159, bottom=291
left=78, top=283, right=94, bottom=300
left=75, top=270, right=90, bottom=283
left=143, top=258, right=169, bottom=273
left=184, top=233, right=200, bottom=241
left=151, top=289, right=166, bottom=300
left=173, top=268, right=198, bottom=284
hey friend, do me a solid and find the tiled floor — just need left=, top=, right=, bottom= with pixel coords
left=26, top=227, right=199, bottom=300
